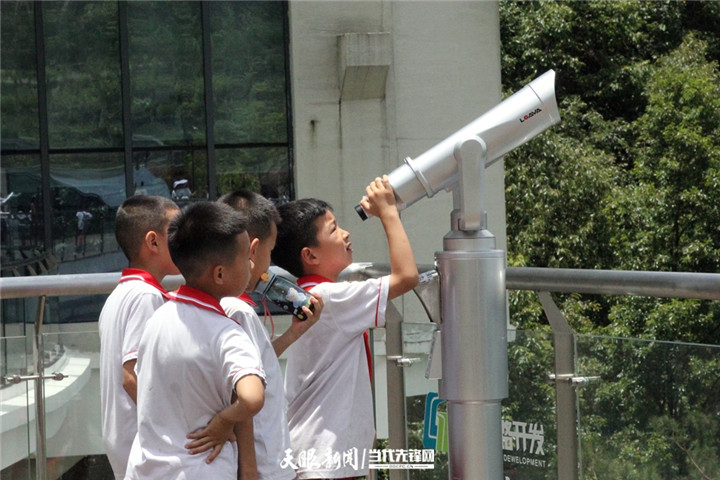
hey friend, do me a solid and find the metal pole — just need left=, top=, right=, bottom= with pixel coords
left=385, top=303, right=410, bottom=480
left=539, top=292, right=579, bottom=480
left=33, top=296, right=47, bottom=480
left=438, top=138, right=508, bottom=479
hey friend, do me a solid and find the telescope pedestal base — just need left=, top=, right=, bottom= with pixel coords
left=447, top=401, right=503, bottom=480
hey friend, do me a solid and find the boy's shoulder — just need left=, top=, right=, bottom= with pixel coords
left=220, top=295, right=260, bottom=320
left=101, top=279, right=166, bottom=314
left=310, top=276, right=387, bottom=299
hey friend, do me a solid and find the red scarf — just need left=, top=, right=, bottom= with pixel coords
left=169, top=285, right=240, bottom=326
left=119, top=268, right=170, bottom=301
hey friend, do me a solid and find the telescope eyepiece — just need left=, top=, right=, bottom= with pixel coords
left=354, top=204, right=369, bottom=221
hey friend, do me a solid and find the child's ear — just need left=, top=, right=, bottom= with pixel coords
left=212, top=265, right=224, bottom=285
left=249, top=237, right=261, bottom=262
left=301, top=246, right=318, bottom=266
left=145, top=231, right=160, bottom=251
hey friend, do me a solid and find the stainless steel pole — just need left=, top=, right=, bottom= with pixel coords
left=33, top=296, right=47, bottom=480
left=437, top=137, right=509, bottom=479
left=438, top=231, right=508, bottom=479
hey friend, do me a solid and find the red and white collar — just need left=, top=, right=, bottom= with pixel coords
left=169, top=285, right=229, bottom=319
left=119, top=268, right=170, bottom=300
left=297, top=274, right=332, bottom=290
left=238, top=292, right=257, bottom=307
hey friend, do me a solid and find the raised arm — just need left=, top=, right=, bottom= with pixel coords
left=360, top=175, right=419, bottom=300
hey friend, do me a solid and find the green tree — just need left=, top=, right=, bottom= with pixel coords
left=500, top=2, right=720, bottom=478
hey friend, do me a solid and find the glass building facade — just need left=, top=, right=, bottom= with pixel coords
left=1, top=1, right=292, bottom=326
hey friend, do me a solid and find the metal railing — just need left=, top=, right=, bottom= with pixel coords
left=2, top=265, right=720, bottom=480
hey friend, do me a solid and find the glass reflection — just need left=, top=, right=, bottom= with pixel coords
left=49, top=153, right=123, bottom=264
left=43, top=2, right=122, bottom=149
left=1, top=155, right=44, bottom=271
left=216, top=147, right=290, bottom=203
left=209, top=1, right=288, bottom=144
left=0, top=1, right=39, bottom=151
left=127, top=2, right=205, bottom=147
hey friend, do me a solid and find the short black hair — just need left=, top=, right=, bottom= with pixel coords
left=168, top=201, right=249, bottom=280
left=272, top=198, right=332, bottom=278
left=218, top=190, right=280, bottom=241
left=115, top=195, right=179, bottom=261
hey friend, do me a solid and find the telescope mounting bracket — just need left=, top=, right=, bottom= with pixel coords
left=454, top=135, right=488, bottom=232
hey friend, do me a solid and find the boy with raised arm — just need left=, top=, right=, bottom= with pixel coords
left=99, top=195, right=179, bottom=479
left=272, top=175, right=419, bottom=479
left=125, top=201, right=265, bottom=480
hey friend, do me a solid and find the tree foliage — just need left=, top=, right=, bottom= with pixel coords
left=500, top=2, right=720, bottom=478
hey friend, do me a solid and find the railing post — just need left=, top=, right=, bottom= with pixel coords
left=384, top=302, right=409, bottom=480
left=33, top=295, right=48, bottom=480
left=538, top=292, right=579, bottom=480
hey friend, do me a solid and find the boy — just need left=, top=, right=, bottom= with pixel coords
left=125, top=201, right=266, bottom=480
left=99, top=195, right=180, bottom=480
left=214, top=190, right=323, bottom=480
left=272, top=175, right=419, bottom=479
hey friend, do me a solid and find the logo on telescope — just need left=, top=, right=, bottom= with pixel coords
left=519, top=108, right=542, bottom=123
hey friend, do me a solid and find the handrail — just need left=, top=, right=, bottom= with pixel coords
left=3, top=267, right=720, bottom=300
left=2, top=265, right=720, bottom=480
left=506, top=267, right=720, bottom=300
left=0, top=273, right=185, bottom=299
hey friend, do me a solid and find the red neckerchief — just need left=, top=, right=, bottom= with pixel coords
left=238, top=292, right=275, bottom=339
left=297, top=274, right=374, bottom=384
left=169, top=285, right=240, bottom=326
left=119, top=268, right=171, bottom=300
left=238, top=292, right=256, bottom=307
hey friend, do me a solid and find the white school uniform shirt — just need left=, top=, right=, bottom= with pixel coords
left=99, top=268, right=169, bottom=480
left=221, top=294, right=296, bottom=480
left=284, top=274, right=389, bottom=479
left=125, top=285, right=266, bottom=480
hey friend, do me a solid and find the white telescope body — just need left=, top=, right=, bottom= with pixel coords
left=356, top=69, right=559, bottom=219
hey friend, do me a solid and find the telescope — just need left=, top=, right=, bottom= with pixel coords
left=355, top=69, right=560, bottom=220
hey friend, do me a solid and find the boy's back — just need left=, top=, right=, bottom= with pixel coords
left=126, top=287, right=265, bottom=479
left=125, top=201, right=265, bottom=480
left=98, top=195, right=179, bottom=479
left=99, top=271, right=167, bottom=477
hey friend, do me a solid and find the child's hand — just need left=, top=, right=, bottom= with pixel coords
left=185, top=413, right=237, bottom=463
left=273, top=293, right=324, bottom=357
left=360, top=175, right=398, bottom=219
left=290, top=293, right=323, bottom=336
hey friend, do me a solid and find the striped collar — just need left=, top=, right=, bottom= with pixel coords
left=297, top=274, right=332, bottom=290
left=119, top=268, right=170, bottom=300
left=169, top=285, right=228, bottom=319
left=238, top=292, right=257, bottom=307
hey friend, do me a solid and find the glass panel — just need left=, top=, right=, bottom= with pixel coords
left=400, top=326, right=557, bottom=479
left=127, top=2, right=206, bottom=147
left=41, top=328, right=111, bottom=478
left=135, top=149, right=208, bottom=206
left=576, top=335, right=720, bottom=479
left=504, top=330, right=556, bottom=480
left=43, top=2, right=122, bottom=149
left=1, top=154, right=44, bottom=270
left=0, top=335, right=32, bottom=478
left=0, top=1, right=39, bottom=151
left=50, top=153, right=123, bottom=265
left=216, top=147, right=290, bottom=203
left=401, top=322, right=447, bottom=479
left=208, top=1, right=288, bottom=144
